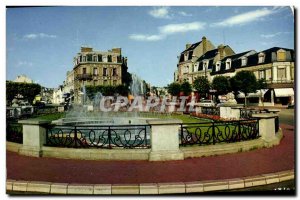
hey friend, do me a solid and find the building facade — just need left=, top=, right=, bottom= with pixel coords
left=210, top=47, right=295, bottom=106
left=71, top=46, right=128, bottom=103
left=175, top=37, right=295, bottom=106
left=176, top=36, right=215, bottom=84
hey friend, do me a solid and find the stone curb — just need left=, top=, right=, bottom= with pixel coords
left=6, top=169, right=294, bottom=194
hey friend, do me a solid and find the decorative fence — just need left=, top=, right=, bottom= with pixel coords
left=240, top=109, right=266, bottom=119
left=180, top=119, right=259, bottom=146
left=240, top=108, right=279, bottom=132
left=6, top=122, right=23, bottom=144
left=45, top=124, right=151, bottom=149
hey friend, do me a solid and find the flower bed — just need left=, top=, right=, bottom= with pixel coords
left=190, top=112, right=238, bottom=122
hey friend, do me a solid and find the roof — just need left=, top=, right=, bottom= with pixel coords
left=196, top=49, right=219, bottom=61
left=181, top=41, right=202, bottom=54
left=220, top=50, right=253, bottom=62
left=211, top=47, right=295, bottom=75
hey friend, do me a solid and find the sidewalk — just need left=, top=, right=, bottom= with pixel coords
left=6, top=124, right=294, bottom=185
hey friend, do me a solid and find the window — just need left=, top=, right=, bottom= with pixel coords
left=82, top=68, right=86, bottom=74
left=113, top=68, right=117, bottom=76
left=277, top=49, right=286, bottom=61
left=79, top=56, right=82, bottom=62
left=107, top=55, right=112, bottom=62
left=93, top=67, right=98, bottom=75
left=93, top=55, right=97, bottom=62
left=258, top=53, right=265, bottom=63
left=117, top=56, right=122, bottom=63
left=259, top=70, right=265, bottom=79
left=103, top=56, right=107, bottom=62
left=82, top=56, right=86, bottom=62
left=194, top=64, right=198, bottom=72
left=266, top=69, right=272, bottom=80
left=241, top=57, right=247, bottom=66
left=87, top=54, right=93, bottom=61
left=184, top=53, right=188, bottom=61
left=103, top=68, right=107, bottom=76
left=225, top=59, right=231, bottom=70
left=93, top=80, right=97, bottom=86
left=103, top=80, right=108, bottom=86
left=179, top=54, right=184, bottom=62
left=98, top=55, right=102, bottom=62
left=277, top=67, right=286, bottom=80
left=113, top=80, right=117, bottom=86
left=216, top=61, right=221, bottom=71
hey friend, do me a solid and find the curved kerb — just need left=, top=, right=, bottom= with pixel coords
left=6, top=169, right=294, bottom=194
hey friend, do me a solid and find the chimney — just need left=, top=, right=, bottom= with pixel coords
left=81, top=46, right=93, bottom=52
left=186, top=43, right=192, bottom=50
left=202, top=36, right=207, bottom=54
left=218, top=44, right=225, bottom=60
left=112, top=48, right=122, bottom=55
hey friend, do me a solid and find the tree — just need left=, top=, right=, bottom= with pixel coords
left=211, top=76, right=231, bottom=102
left=230, top=71, right=258, bottom=106
left=6, top=81, right=41, bottom=105
left=181, top=81, right=192, bottom=96
left=257, top=78, right=267, bottom=90
left=167, top=82, right=181, bottom=96
left=193, top=76, right=210, bottom=98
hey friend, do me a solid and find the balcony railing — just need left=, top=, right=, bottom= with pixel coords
left=265, top=79, right=294, bottom=84
left=76, top=74, right=93, bottom=80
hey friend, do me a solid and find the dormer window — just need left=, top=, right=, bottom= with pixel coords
left=203, top=60, right=209, bottom=71
left=225, top=59, right=231, bottom=70
left=277, top=49, right=286, bottom=61
left=241, top=57, right=247, bottom=66
left=216, top=61, right=221, bottom=71
left=194, top=63, right=198, bottom=72
left=258, top=53, right=265, bottom=64
left=98, top=54, right=102, bottom=62
left=184, top=53, right=188, bottom=61
left=93, top=55, right=97, bottom=62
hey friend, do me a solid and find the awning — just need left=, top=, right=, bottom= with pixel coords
left=274, top=88, right=294, bottom=97
left=237, top=89, right=269, bottom=98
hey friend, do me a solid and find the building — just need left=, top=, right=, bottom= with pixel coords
left=192, top=44, right=236, bottom=82
left=175, top=36, right=295, bottom=106
left=71, top=46, right=128, bottom=103
left=14, top=75, right=34, bottom=83
left=210, top=47, right=295, bottom=106
left=52, top=85, right=65, bottom=105
left=176, top=36, right=215, bottom=83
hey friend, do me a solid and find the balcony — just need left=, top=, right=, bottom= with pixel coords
left=266, top=79, right=294, bottom=89
left=76, top=74, right=93, bottom=80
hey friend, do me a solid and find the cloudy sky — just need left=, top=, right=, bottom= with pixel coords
left=6, top=6, right=294, bottom=88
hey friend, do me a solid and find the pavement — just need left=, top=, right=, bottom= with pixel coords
left=6, top=123, right=294, bottom=185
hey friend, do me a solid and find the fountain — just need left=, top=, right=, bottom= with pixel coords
left=52, top=73, right=155, bottom=132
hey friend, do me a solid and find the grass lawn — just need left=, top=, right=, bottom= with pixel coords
left=30, top=113, right=66, bottom=121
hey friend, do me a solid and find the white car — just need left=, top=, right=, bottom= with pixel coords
left=198, top=99, right=215, bottom=107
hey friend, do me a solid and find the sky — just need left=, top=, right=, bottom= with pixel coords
left=6, top=6, right=294, bottom=88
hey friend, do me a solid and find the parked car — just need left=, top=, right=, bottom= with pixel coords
left=198, top=99, right=215, bottom=107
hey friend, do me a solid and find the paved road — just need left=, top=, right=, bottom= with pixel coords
left=278, top=109, right=294, bottom=126
left=6, top=124, right=294, bottom=185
